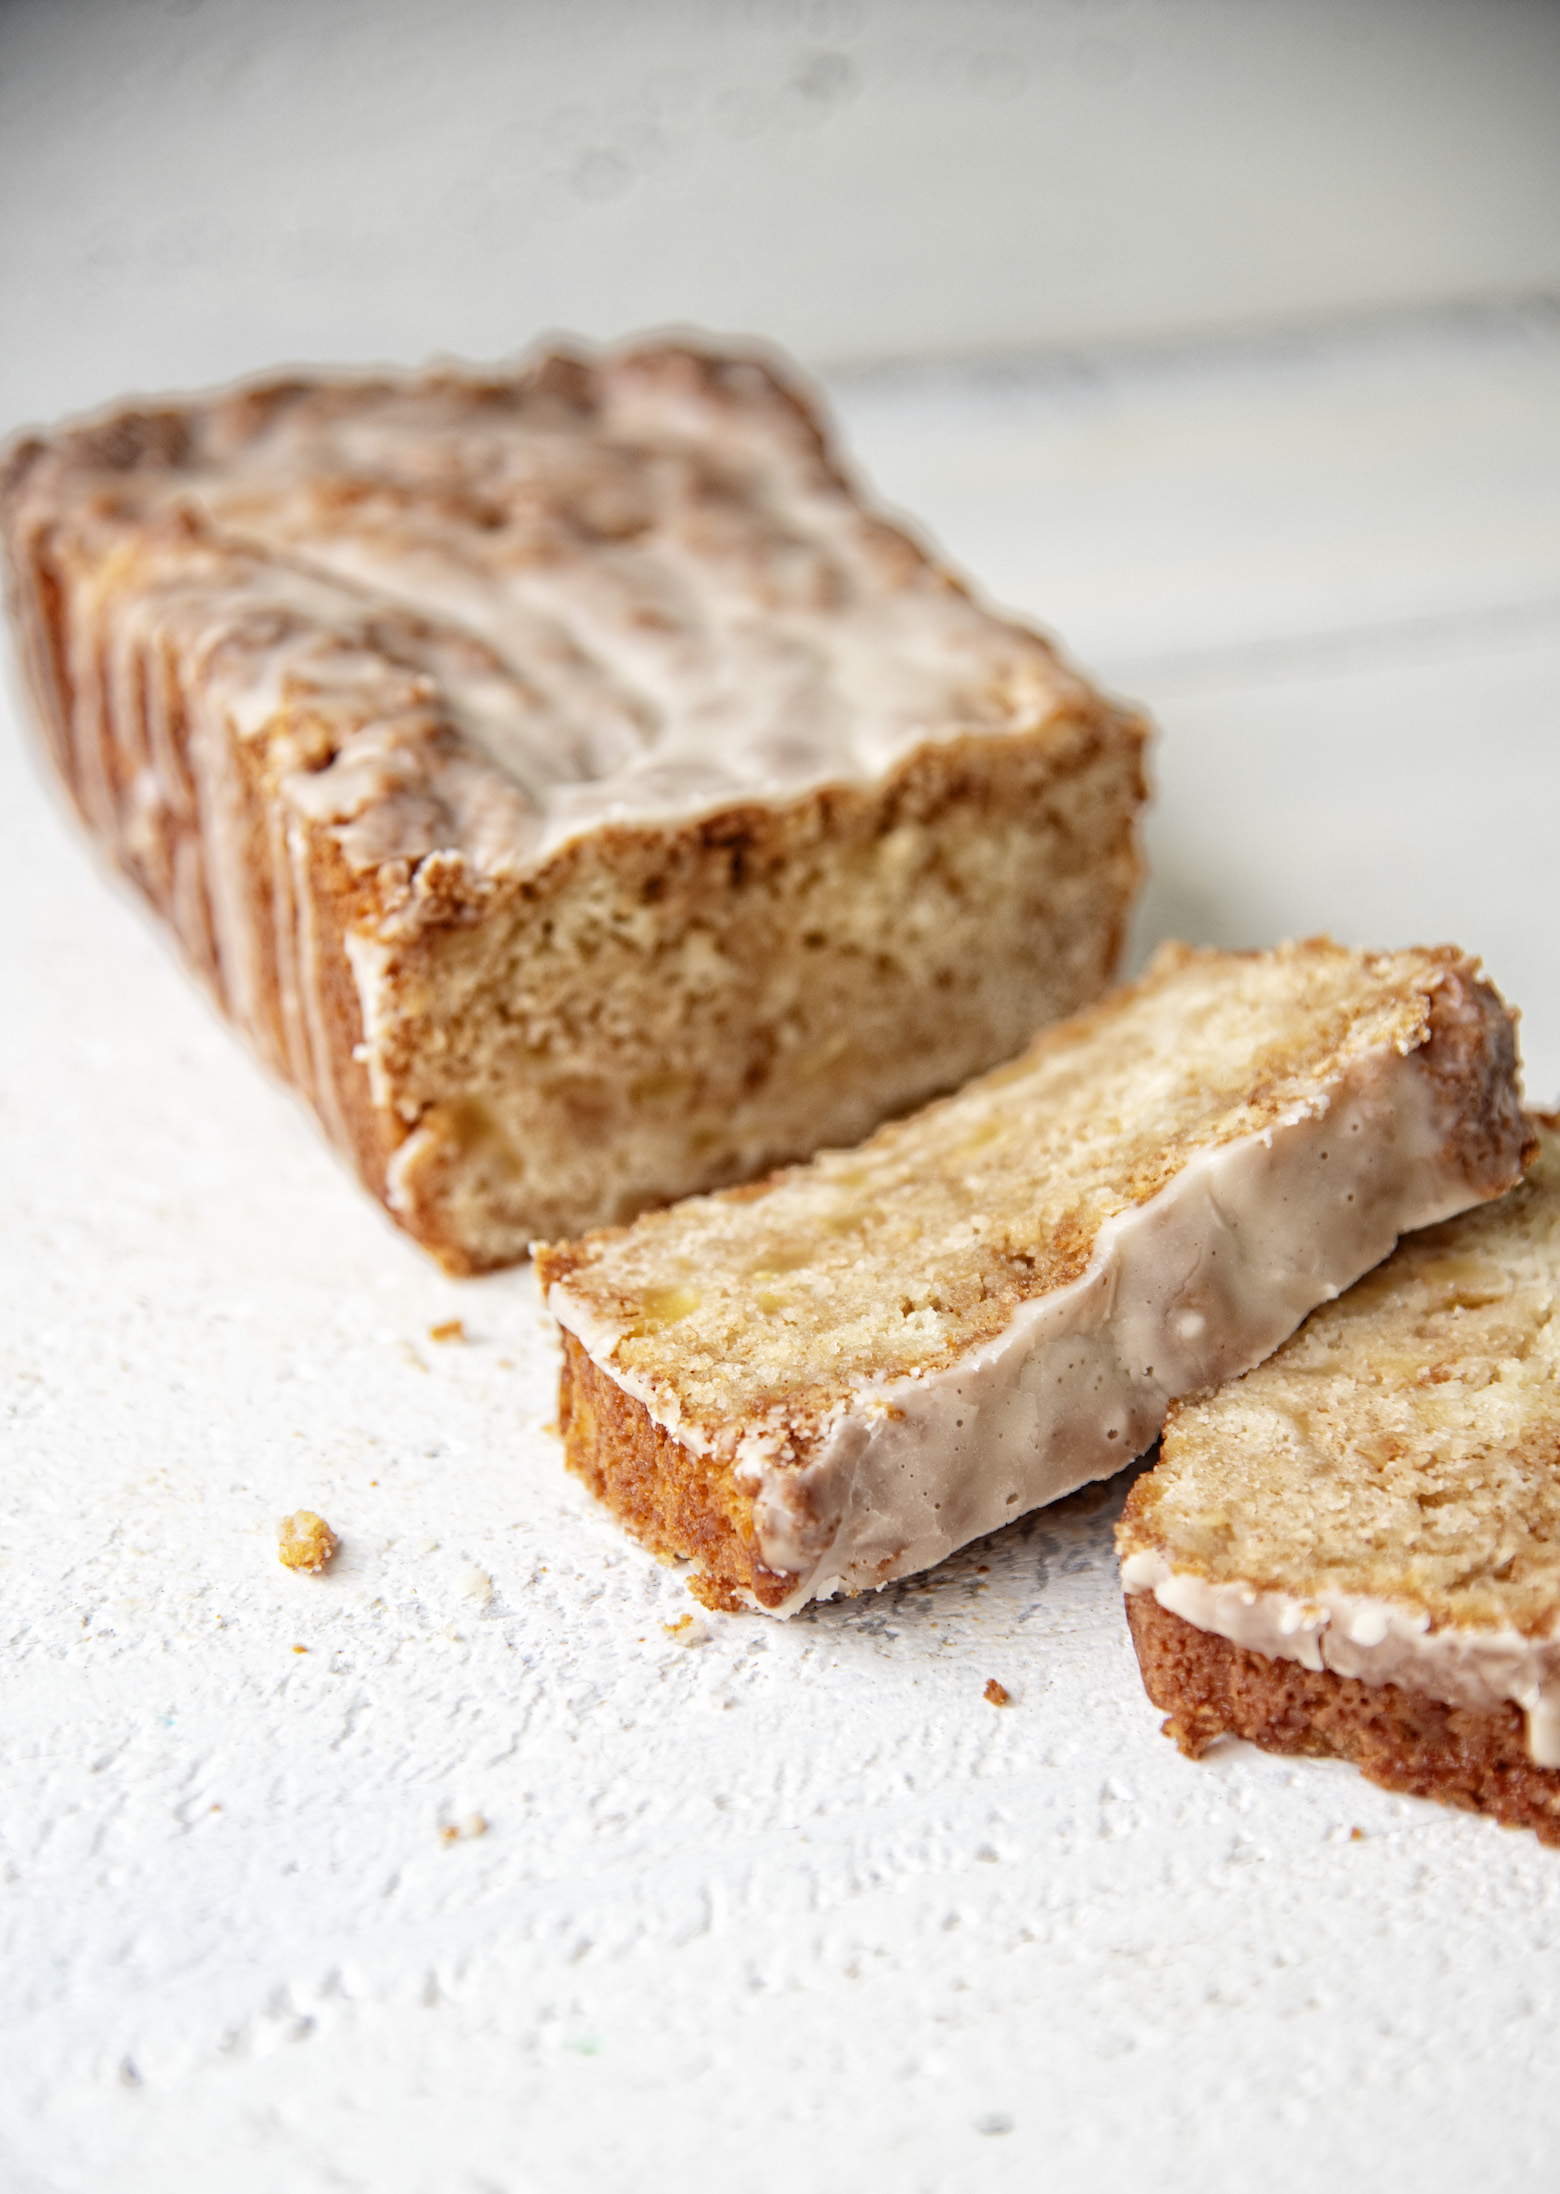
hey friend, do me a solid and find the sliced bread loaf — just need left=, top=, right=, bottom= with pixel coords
left=539, top=939, right=1532, bottom=1614
left=1120, top=1121, right=1560, bottom=1844
left=2, top=342, right=1145, bottom=1270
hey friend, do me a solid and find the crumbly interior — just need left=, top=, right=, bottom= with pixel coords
left=382, top=721, right=1138, bottom=1263
left=1125, top=1126, right=1560, bottom=1636
left=541, top=940, right=1482, bottom=1439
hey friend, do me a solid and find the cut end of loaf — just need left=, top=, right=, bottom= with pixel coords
left=368, top=720, right=1147, bottom=1269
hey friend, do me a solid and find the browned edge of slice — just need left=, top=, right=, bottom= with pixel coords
left=556, top=1330, right=800, bottom=1611
left=1125, top=1591, right=1560, bottom=1847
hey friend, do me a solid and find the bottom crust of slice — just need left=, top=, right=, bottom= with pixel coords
left=1124, top=1591, right=1560, bottom=1846
left=557, top=1332, right=799, bottom=1612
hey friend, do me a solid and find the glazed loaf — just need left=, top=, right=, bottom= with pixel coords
left=1, top=340, right=1147, bottom=1270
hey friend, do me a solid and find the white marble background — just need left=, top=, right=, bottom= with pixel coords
left=3, top=5, right=1560, bottom=2189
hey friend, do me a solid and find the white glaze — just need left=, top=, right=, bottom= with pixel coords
left=552, top=1034, right=1502, bottom=1617
left=17, top=351, right=1095, bottom=901
left=1121, top=1549, right=1560, bottom=1768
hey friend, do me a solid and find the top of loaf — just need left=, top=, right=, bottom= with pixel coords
left=1122, top=1120, right=1560, bottom=1637
left=1, top=339, right=1118, bottom=920
left=539, top=939, right=1531, bottom=1450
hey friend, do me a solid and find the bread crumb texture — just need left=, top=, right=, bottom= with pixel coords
left=1123, top=1124, right=1560, bottom=1638
left=278, top=1511, right=340, bottom=1574
left=543, top=939, right=1519, bottom=1446
left=984, top=1678, right=1011, bottom=1706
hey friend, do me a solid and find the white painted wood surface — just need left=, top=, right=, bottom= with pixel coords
left=3, top=303, right=1558, bottom=2193
left=5, top=0, right=1560, bottom=419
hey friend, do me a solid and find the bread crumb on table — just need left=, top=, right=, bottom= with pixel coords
left=439, top=1812, right=488, bottom=1845
left=429, top=1319, right=466, bottom=1344
left=984, top=1678, right=1011, bottom=1706
left=278, top=1511, right=339, bottom=1573
left=663, top=1614, right=709, bottom=1646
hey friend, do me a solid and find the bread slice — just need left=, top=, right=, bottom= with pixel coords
left=1120, top=1121, right=1560, bottom=1844
left=0, top=341, right=1146, bottom=1272
left=537, top=939, right=1532, bottom=1615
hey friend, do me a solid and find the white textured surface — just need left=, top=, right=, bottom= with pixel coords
left=5, top=304, right=1560, bottom=2193
left=4, top=0, right=1560, bottom=412
left=6, top=0, right=1560, bottom=2160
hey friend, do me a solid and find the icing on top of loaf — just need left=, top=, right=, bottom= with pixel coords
left=10, top=344, right=1096, bottom=891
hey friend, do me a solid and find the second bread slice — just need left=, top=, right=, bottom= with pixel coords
left=537, top=940, right=1533, bottom=1614
left=1118, top=1120, right=1560, bottom=1843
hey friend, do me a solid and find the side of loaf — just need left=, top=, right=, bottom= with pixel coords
left=1119, top=1120, right=1560, bottom=1844
left=1122, top=1594, right=1560, bottom=1845
left=0, top=341, right=1147, bottom=1272
left=540, top=939, right=1533, bottom=1615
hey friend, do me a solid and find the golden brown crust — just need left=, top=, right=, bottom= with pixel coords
left=557, top=1331, right=798, bottom=1611
left=1125, top=1592, right=1560, bottom=1846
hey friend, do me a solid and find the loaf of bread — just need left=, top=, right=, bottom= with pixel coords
left=538, top=939, right=1531, bottom=1614
left=1, top=341, right=1147, bottom=1270
left=1120, top=1119, right=1560, bottom=1845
